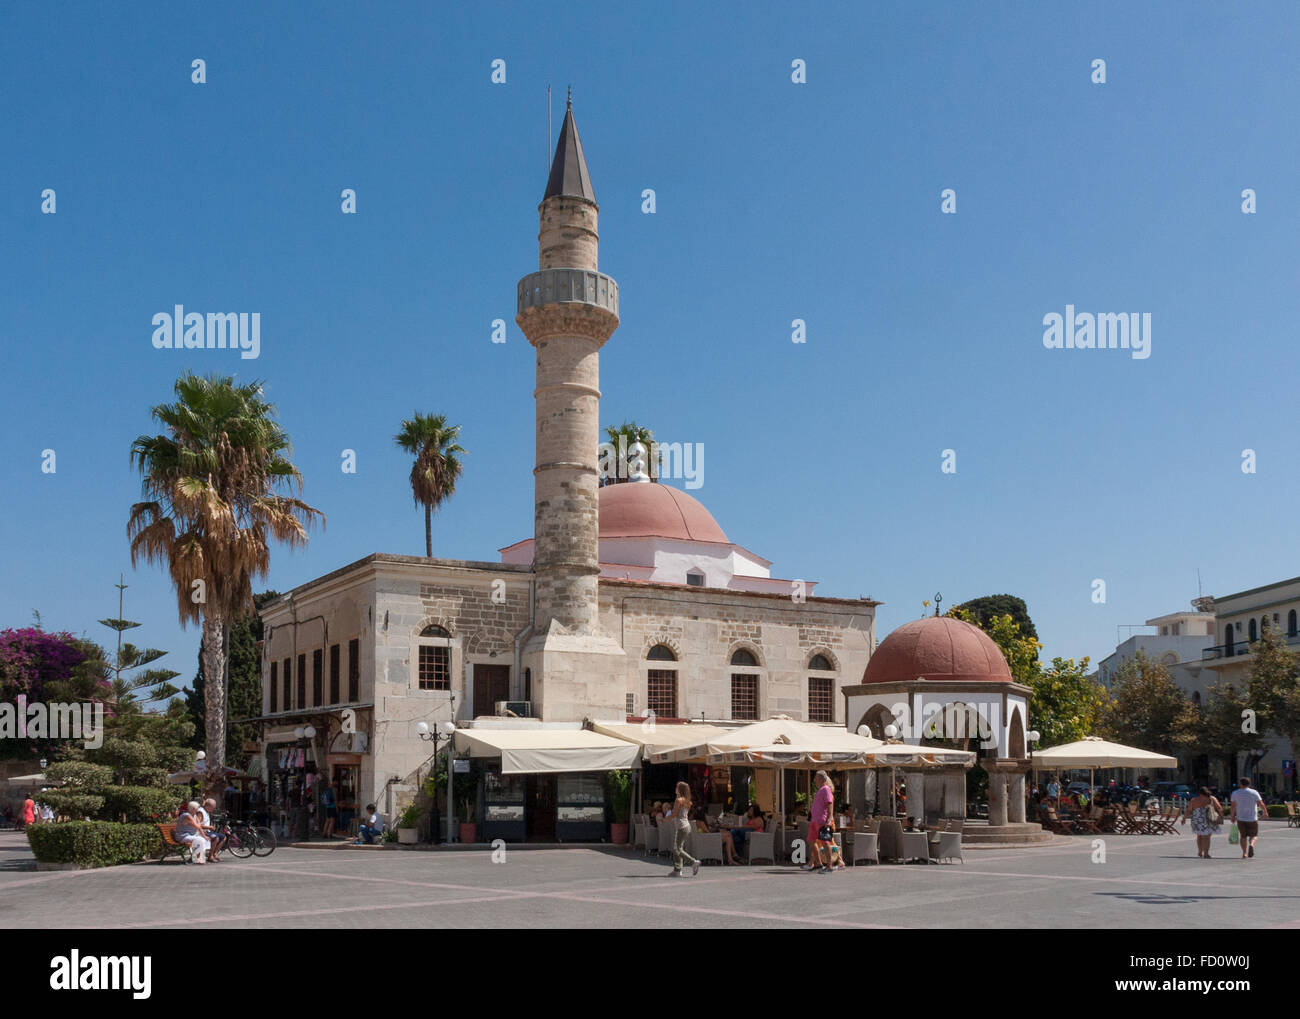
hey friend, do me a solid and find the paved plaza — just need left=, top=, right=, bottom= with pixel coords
left=2, top=826, right=1298, bottom=929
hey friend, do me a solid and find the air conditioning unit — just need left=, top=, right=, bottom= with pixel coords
left=495, top=700, right=533, bottom=718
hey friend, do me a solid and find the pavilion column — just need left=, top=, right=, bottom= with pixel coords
left=904, top=770, right=924, bottom=821
left=988, top=770, right=1009, bottom=827
left=1008, top=771, right=1027, bottom=823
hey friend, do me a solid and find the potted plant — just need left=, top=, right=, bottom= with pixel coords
left=396, top=803, right=423, bottom=845
left=453, top=761, right=477, bottom=843
left=607, top=770, right=633, bottom=844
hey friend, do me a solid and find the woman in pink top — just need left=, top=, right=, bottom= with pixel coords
left=22, top=797, right=36, bottom=829
left=806, top=771, right=834, bottom=871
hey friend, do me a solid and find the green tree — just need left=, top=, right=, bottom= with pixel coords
left=1102, top=650, right=1200, bottom=756
left=128, top=373, right=323, bottom=796
left=185, top=590, right=279, bottom=767
left=1246, top=621, right=1300, bottom=791
left=1189, top=681, right=1268, bottom=784
left=98, top=576, right=182, bottom=714
left=946, top=607, right=1108, bottom=748
left=954, top=594, right=1038, bottom=641
left=601, top=421, right=656, bottom=485
left=395, top=412, right=465, bottom=557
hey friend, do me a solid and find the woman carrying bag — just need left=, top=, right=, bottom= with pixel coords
left=1179, top=786, right=1223, bottom=858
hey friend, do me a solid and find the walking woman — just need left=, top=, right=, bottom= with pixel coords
left=666, top=781, right=700, bottom=877
left=1179, top=786, right=1223, bottom=858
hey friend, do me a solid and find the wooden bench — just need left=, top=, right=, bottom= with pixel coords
left=157, top=823, right=194, bottom=864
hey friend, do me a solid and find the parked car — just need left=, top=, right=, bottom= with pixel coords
left=1151, top=782, right=1195, bottom=801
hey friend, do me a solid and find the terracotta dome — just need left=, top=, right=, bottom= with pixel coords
left=862, top=616, right=1013, bottom=685
left=598, top=483, right=729, bottom=543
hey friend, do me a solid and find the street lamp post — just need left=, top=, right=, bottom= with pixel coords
left=294, top=725, right=317, bottom=842
left=416, top=720, right=458, bottom=844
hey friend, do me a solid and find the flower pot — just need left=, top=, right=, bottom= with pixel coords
left=397, top=827, right=419, bottom=845
left=610, top=822, right=629, bottom=844
left=459, top=822, right=477, bottom=843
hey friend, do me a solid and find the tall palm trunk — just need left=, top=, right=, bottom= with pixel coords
left=201, top=613, right=227, bottom=799
left=425, top=504, right=432, bottom=558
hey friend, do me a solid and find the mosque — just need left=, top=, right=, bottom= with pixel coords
left=251, top=102, right=1037, bottom=842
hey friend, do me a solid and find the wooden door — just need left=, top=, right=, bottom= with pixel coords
left=473, top=664, right=511, bottom=715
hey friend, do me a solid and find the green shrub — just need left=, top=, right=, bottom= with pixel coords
left=43, top=761, right=114, bottom=789
left=39, top=791, right=105, bottom=819
left=397, top=803, right=424, bottom=829
left=27, top=821, right=161, bottom=868
left=1267, top=804, right=1288, bottom=819
left=101, top=786, right=183, bottom=823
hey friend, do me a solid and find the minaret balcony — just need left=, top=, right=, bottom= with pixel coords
left=517, top=268, right=619, bottom=318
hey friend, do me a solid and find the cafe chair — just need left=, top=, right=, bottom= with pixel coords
left=937, top=831, right=964, bottom=863
left=850, top=831, right=879, bottom=866
left=693, top=831, right=725, bottom=865
left=744, top=827, right=775, bottom=865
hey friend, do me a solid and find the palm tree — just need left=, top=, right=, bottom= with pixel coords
left=602, top=421, right=655, bottom=485
left=395, top=412, right=465, bottom=557
left=128, top=373, right=323, bottom=795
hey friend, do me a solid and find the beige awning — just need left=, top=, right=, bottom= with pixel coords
left=5, top=773, right=47, bottom=786
left=590, top=721, right=733, bottom=757
left=648, top=717, right=886, bottom=765
left=454, top=727, right=641, bottom=774
left=1033, top=736, right=1177, bottom=770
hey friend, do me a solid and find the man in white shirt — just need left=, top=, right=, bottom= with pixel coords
left=199, top=797, right=229, bottom=860
left=1229, top=777, right=1265, bottom=859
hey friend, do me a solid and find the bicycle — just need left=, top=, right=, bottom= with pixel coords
left=212, top=816, right=276, bottom=858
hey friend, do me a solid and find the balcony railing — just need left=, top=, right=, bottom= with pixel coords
left=1203, top=633, right=1300, bottom=659
left=517, top=268, right=619, bottom=317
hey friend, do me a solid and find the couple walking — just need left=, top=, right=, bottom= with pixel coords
left=1180, top=777, right=1266, bottom=860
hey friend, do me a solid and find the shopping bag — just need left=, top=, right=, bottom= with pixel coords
left=1228, top=822, right=1239, bottom=845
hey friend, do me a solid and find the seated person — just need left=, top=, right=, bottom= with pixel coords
left=729, top=803, right=765, bottom=855
left=199, top=797, right=228, bottom=860
left=356, top=804, right=384, bottom=844
left=692, top=809, right=741, bottom=864
left=175, top=802, right=211, bottom=864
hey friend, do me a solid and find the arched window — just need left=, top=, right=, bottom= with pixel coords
left=808, top=654, right=833, bottom=671
left=646, top=645, right=677, bottom=718
left=415, top=625, right=452, bottom=691
left=1248, top=618, right=1258, bottom=643
left=807, top=654, right=834, bottom=723
left=1224, top=625, right=1234, bottom=656
left=730, top=648, right=760, bottom=720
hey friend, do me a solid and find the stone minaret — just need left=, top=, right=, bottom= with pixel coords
left=516, top=99, right=619, bottom=636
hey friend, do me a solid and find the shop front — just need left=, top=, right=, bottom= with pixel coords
left=455, top=724, right=641, bottom=843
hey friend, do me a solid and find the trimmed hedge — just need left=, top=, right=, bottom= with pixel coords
left=38, top=791, right=105, bottom=818
left=1267, top=804, right=1289, bottom=819
left=27, top=821, right=162, bottom=868
left=101, top=786, right=183, bottom=823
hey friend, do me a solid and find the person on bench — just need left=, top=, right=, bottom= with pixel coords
left=176, top=802, right=211, bottom=864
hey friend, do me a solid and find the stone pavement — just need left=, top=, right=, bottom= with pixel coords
left=2, top=825, right=1297, bottom=929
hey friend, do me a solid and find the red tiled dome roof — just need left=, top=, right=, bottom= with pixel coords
left=862, top=616, right=1013, bottom=685
left=599, top=483, right=729, bottom=543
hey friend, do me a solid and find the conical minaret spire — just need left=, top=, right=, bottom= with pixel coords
left=543, top=93, right=595, bottom=203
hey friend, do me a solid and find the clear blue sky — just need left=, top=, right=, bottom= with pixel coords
left=3, top=2, right=1297, bottom=687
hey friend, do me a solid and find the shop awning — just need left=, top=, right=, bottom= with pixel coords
left=648, top=717, right=885, bottom=765
left=590, top=721, right=733, bottom=757
left=454, top=727, right=641, bottom=774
